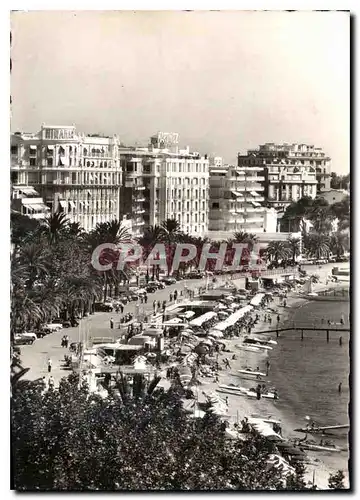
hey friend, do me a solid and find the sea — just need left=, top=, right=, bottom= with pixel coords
left=268, top=297, right=350, bottom=476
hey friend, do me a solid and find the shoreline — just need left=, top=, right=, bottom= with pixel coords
left=196, top=268, right=349, bottom=490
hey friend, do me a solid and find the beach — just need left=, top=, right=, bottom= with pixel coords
left=196, top=262, right=350, bottom=489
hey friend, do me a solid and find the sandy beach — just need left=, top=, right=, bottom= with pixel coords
left=192, top=262, right=350, bottom=489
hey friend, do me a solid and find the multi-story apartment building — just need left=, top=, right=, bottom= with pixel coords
left=119, top=132, right=209, bottom=238
left=208, top=163, right=277, bottom=234
left=238, top=143, right=331, bottom=212
left=11, top=125, right=122, bottom=231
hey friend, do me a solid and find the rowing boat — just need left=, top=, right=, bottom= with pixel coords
left=294, top=424, right=349, bottom=434
left=238, top=369, right=267, bottom=377
left=237, top=345, right=262, bottom=353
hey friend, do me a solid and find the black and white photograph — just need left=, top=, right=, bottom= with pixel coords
left=9, top=7, right=351, bottom=491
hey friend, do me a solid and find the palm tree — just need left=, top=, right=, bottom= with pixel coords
left=161, top=219, right=181, bottom=246
left=329, top=232, right=349, bottom=260
left=309, top=207, right=334, bottom=234
left=307, top=234, right=330, bottom=260
left=43, top=211, right=69, bottom=244
left=286, top=237, right=301, bottom=264
left=231, top=231, right=258, bottom=250
left=16, top=243, right=50, bottom=290
left=88, top=220, right=131, bottom=301
left=67, top=222, right=84, bottom=239
left=265, top=241, right=290, bottom=266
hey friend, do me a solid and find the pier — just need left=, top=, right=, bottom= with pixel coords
left=255, top=327, right=350, bottom=342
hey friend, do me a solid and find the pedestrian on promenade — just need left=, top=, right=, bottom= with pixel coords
left=225, top=396, right=229, bottom=406
left=120, top=304, right=124, bottom=314
left=162, top=300, right=166, bottom=311
left=140, top=296, right=143, bottom=304
left=174, top=290, right=178, bottom=302
left=169, top=293, right=173, bottom=302
left=268, top=316, right=272, bottom=325
left=65, top=335, right=69, bottom=348
left=157, top=300, right=161, bottom=310
left=110, top=317, right=114, bottom=329
left=153, top=299, right=156, bottom=311
left=48, top=376, right=54, bottom=389
left=339, top=336, right=343, bottom=346
left=61, top=336, right=66, bottom=348
left=277, top=314, right=280, bottom=323
left=338, top=382, right=342, bottom=393
left=47, top=358, right=52, bottom=373
left=283, top=299, right=287, bottom=307
left=144, top=294, right=148, bottom=304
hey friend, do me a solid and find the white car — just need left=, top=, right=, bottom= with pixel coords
left=45, top=323, right=63, bottom=331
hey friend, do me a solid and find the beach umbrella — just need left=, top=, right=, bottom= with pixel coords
left=195, top=345, right=209, bottom=355
left=199, top=339, right=213, bottom=346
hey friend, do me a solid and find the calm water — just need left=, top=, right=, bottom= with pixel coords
left=268, top=299, right=350, bottom=473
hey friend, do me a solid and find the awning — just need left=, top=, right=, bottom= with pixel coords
left=69, top=201, right=76, bottom=209
left=47, top=145, right=54, bottom=150
left=251, top=201, right=261, bottom=207
left=189, top=311, right=217, bottom=327
left=78, top=201, right=84, bottom=207
left=250, top=293, right=265, bottom=307
left=250, top=191, right=260, bottom=197
left=29, top=145, right=37, bottom=150
left=231, top=190, right=242, bottom=198
left=26, top=203, right=48, bottom=211
left=18, top=187, right=38, bottom=196
left=59, top=200, right=67, bottom=209
left=87, top=190, right=92, bottom=196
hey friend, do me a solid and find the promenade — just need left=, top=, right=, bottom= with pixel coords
left=20, top=276, right=210, bottom=384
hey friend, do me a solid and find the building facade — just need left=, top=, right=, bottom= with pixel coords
left=11, top=125, right=122, bottom=232
left=238, top=143, right=331, bottom=212
left=119, top=133, right=209, bottom=238
left=11, top=185, right=49, bottom=220
left=208, top=163, right=277, bottom=234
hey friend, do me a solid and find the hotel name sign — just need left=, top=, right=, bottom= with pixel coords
left=43, top=128, right=76, bottom=140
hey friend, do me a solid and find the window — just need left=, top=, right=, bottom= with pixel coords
left=11, top=145, right=17, bottom=155
left=83, top=148, right=88, bottom=156
left=212, top=202, right=219, bottom=209
left=187, top=189, right=190, bottom=198
left=195, top=189, right=198, bottom=198
left=202, top=213, right=205, bottom=222
left=187, top=214, right=190, bottom=223
left=195, top=214, right=198, bottom=223
left=126, top=164, right=134, bottom=173
left=186, top=201, right=190, bottom=210
left=29, top=158, right=36, bottom=166
left=195, top=201, right=198, bottom=210
left=47, top=158, right=53, bottom=167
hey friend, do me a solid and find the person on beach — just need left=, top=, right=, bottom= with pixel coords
left=339, top=336, right=343, bottom=346
left=144, top=294, right=148, bottom=304
left=47, top=358, right=52, bottom=373
left=338, top=382, right=342, bottom=393
left=153, top=299, right=157, bottom=311
left=157, top=300, right=161, bottom=310
left=256, top=384, right=261, bottom=400
left=225, top=397, right=229, bottom=406
left=65, top=335, right=69, bottom=348
left=61, top=336, right=66, bottom=348
left=174, top=289, right=178, bottom=302
left=110, top=317, right=114, bottom=329
left=120, top=304, right=124, bottom=314
left=266, top=360, right=270, bottom=376
left=169, top=293, right=173, bottom=302
left=277, top=314, right=280, bottom=323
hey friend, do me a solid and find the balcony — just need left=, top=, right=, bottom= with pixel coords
left=134, top=185, right=145, bottom=190
left=134, top=197, right=146, bottom=203
left=134, top=208, right=145, bottom=215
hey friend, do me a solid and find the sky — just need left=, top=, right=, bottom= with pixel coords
left=10, top=10, right=350, bottom=173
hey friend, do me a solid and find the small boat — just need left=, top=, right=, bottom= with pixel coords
left=237, top=345, right=262, bottom=353
left=298, top=443, right=345, bottom=453
left=294, top=424, right=349, bottom=434
left=243, top=341, right=273, bottom=351
left=219, top=384, right=249, bottom=393
left=238, top=369, right=267, bottom=377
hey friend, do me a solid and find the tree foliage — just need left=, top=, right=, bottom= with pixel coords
left=12, top=377, right=314, bottom=491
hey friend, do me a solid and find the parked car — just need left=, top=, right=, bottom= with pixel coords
left=161, top=277, right=177, bottom=285
left=147, top=280, right=165, bottom=289
left=146, top=285, right=157, bottom=293
left=94, top=302, right=113, bottom=312
left=14, top=333, right=36, bottom=345
left=187, top=271, right=205, bottom=279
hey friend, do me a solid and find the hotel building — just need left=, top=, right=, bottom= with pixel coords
left=119, top=133, right=209, bottom=238
left=238, top=143, right=331, bottom=212
left=208, top=161, right=277, bottom=235
left=11, top=125, right=122, bottom=232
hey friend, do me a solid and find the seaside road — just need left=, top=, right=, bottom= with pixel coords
left=20, top=277, right=214, bottom=384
